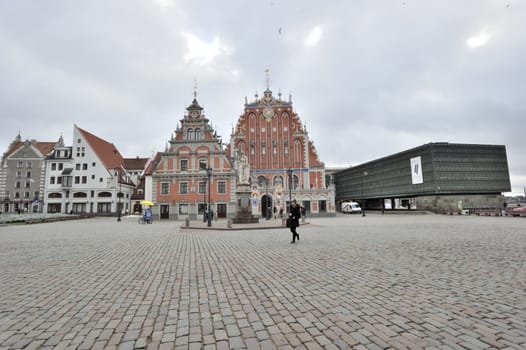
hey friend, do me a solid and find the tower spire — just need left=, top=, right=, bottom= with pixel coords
left=265, top=68, right=270, bottom=90
left=193, top=76, right=198, bottom=99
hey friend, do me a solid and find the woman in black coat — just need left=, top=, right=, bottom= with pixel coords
left=289, top=200, right=301, bottom=243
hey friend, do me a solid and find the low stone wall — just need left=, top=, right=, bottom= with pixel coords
left=416, top=194, right=505, bottom=213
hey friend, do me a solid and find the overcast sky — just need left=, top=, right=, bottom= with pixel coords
left=1, top=0, right=525, bottom=193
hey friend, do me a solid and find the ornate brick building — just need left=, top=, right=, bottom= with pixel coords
left=147, top=94, right=236, bottom=220
left=228, top=85, right=335, bottom=216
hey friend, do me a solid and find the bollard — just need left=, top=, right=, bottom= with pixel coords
left=185, top=217, right=190, bottom=227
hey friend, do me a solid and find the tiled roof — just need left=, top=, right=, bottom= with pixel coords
left=76, top=126, right=125, bottom=170
left=6, top=141, right=56, bottom=157
left=123, top=157, right=149, bottom=170
left=144, top=152, right=161, bottom=176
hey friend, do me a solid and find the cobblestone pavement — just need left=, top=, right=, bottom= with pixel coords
left=1, top=215, right=525, bottom=350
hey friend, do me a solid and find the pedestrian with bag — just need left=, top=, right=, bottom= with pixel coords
left=288, top=200, right=301, bottom=244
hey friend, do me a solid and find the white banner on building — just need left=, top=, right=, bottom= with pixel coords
left=410, top=156, right=423, bottom=184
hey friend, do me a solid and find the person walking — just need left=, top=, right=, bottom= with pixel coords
left=289, top=200, right=301, bottom=244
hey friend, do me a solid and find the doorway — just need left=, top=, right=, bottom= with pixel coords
left=160, top=204, right=170, bottom=219
left=261, top=194, right=272, bottom=219
left=217, top=203, right=227, bottom=218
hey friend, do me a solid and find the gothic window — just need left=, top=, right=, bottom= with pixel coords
left=238, top=141, right=246, bottom=155
left=294, top=140, right=302, bottom=164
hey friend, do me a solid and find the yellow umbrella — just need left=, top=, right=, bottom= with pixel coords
left=140, top=200, right=155, bottom=206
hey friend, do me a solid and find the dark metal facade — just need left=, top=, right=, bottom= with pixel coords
left=335, top=143, right=511, bottom=201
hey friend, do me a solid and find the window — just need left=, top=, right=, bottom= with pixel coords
left=81, top=176, right=87, bottom=184
left=15, top=192, right=20, bottom=198
left=26, top=171, right=31, bottom=178
left=51, top=163, right=57, bottom=171
left=15, top=181, right=21, bottom=188
left=180, top=182, right=188, bottom=194
left=26, top=162, right=32, bottom=168
left=75, top=176, right=80, bottom=184
left=179, top=203, right=188, bottom=215
left=58, top=163, right=63, bottom=171
left=186, top=128, right=193, bottom=140
left=50, top=177, right=55, bottom=185
left=161, top=182, right=170, bottom=195
left=77, top=138, right=81, bottom=143
left=194, top=128, right=201, bottom=140
left=99, top=178, right=103, bottom=182
left=92, top=162, right=96, bottom=167
left=180, top=159, right=188, bottom=171
left=91, top=175, right=95, bottom=180
left=17, top=161, right=23, bottom=168
left=25, top=181, right=31, bottom=188
left=199, top=159, right=207, bottom=170
left=76, top=164, right=81, bottom=171
left=198, top=181, right=206, bottom=194
left=83, top=163, right=88, bottom=170
left=16, top=171, right=22, bottom=177
left=218, top=181, right=226, bottom=194
left=57, top=177, right=62, bottom=184
left=34, top=191, right=39, bottom=199
left=24, top=192, right=30, bottom=198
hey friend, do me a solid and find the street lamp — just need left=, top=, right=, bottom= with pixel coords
left=264, top=178, right=270, bottom=220
left=361, top=171, right=368, bottom=217
left=287, top=168, right=293, bottom=213
left=206, top=167, right=212, bottom=227
left=116, top=170, right=122, bottom=222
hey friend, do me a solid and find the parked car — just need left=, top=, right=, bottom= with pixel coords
left=507, top=206, right=526, bottom=217
left=342, top=201, right=362, bottom=214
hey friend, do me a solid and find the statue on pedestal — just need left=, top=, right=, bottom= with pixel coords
left=237, top=152, right=250, bottom=185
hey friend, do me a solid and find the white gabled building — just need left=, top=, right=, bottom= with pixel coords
left=43, top=125, right=135, bottom=215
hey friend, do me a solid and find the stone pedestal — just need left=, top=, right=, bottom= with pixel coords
left=232, top=184, right=259, bottom=224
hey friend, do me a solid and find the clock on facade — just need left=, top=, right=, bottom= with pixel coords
left=263, top=105, right=274, bottom=121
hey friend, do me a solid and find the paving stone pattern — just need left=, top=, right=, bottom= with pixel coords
left=1, top=215, right=525, bottom=349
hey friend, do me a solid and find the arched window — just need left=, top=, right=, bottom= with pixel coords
left=186, top=128, right=193, bottom=140
left=237, top=141, right=246, bottom=155
left=294, top=140, right=302, bottom=164
left=273, top=175, right=283, bottom=186
left=48, top=192, right=62, bottom=198
left=257, top=176, right=267, bottom=186
left=194, top=128, right=201, bottom=140
left=98, top=192, right=112, bottom=197
left=73, top=192, right=87, bottom=198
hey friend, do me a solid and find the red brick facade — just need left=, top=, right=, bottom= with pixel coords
left=150, top=96, right=236, bottom=220
left=228, top=87, right=335, bottom=216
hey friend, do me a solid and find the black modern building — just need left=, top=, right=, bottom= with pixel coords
left=334, top=143, right=511, bottom=212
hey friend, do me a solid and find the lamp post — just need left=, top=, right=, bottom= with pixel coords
left=203, top=177, right=207, bottom=222
left=361, top=171, right=368, bottom=217
left=287, top=168, right=293, bottom=213
left=116, top=170, right=122, bottom=222
left=265, top=178, right=269, bottom=220
left=206, top=167, right=212, bottom=227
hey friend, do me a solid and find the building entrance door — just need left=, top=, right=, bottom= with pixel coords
left=217, top=203, right=227, bottom=218
left=261, top=195, right=272, bottom=219
left=160, top=204, right=169, bottom=219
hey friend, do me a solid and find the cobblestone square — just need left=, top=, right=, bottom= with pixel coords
left=1, top=215, right=525, bottom=349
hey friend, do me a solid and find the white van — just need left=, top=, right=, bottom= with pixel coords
left=341, top=201, right=362, bottom=214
